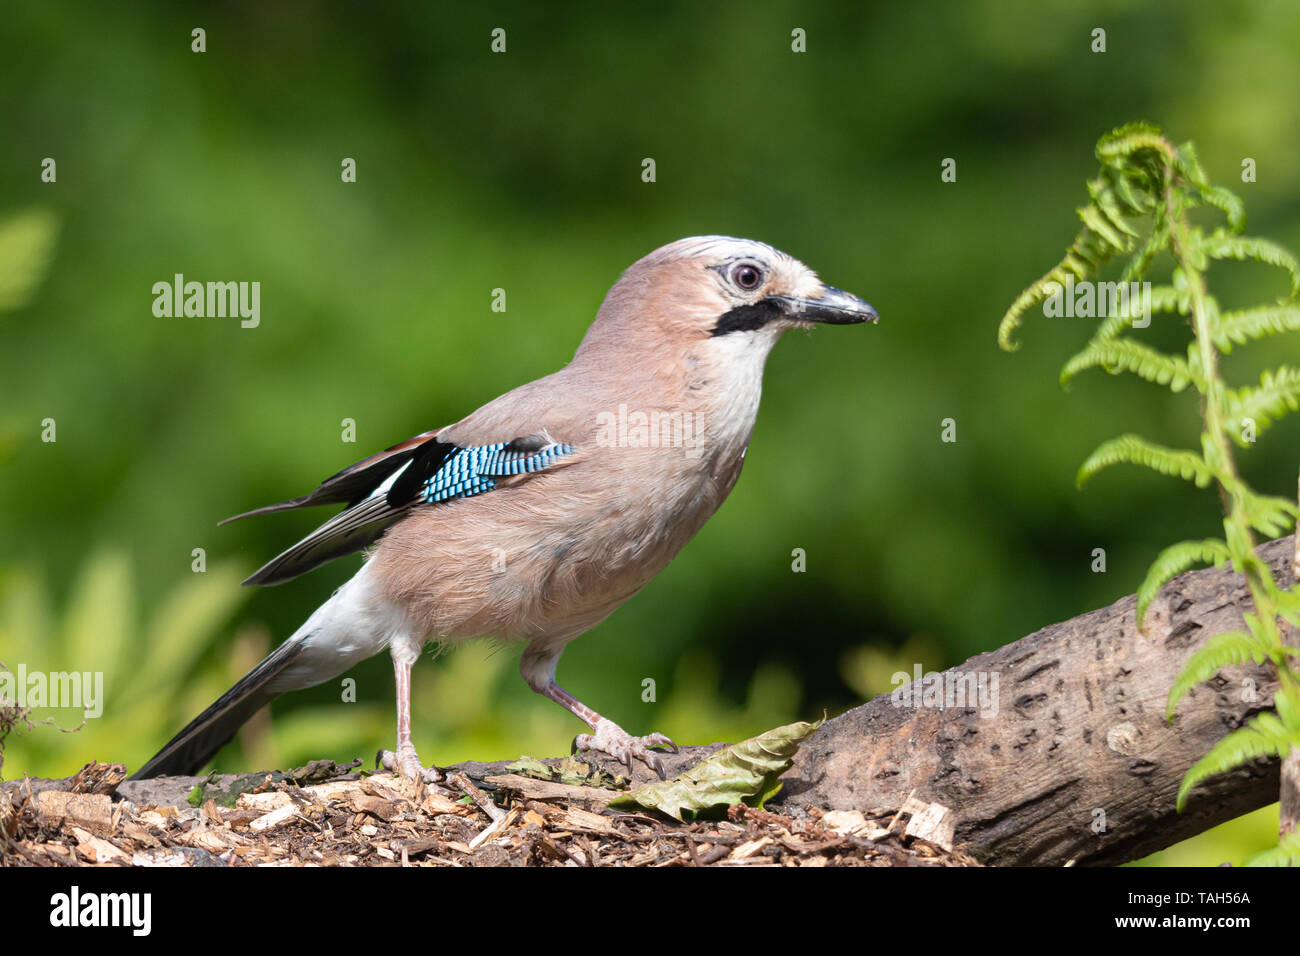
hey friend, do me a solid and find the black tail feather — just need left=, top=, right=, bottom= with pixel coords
left=130, top=637, right=307, bottom=779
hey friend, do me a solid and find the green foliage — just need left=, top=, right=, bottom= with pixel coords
left=1060, top=339, right=1200, bottom=392
left=1137, top=539, right=1230, bottom=628
left=0, top=549, right=252, bottom=778
left=1076, top=435, right=1214, bottom=489
left=607, top=719, right=821, bottom=821
left=1177, top=712, right=1300, bottom=811
left=0, top=207, right=58, bottom=313
left=1000, top=123, right=1300, bottom=864
left=1244, top=829, right=1300, bottom=867
left=1165, top=629, right=1270, bottom=721
left=1214, top=307, right=1300, bottom=352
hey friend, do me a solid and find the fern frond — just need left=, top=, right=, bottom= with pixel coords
left=1077, top=435, right=1214, bottom=489
left=1198, top=185, right=1246, bottom=232
left=1137, top=539, right=1230, bottom=628
left=1213, top=306, right=1300, bottom=351
left=1061, top=339, right=1198, bottom=391
left=1176, top=712, right=1300, bottom=810
left=1275, top=589, right=1300, bottom=626
left=1276, top=688, right=1300, bottom=733
left=1170, top=141, right=1211, bottom=190
left=1246, top=829, right=1300, bottom=867
left=1096, top=123, right=1171, bottom=176
left=1167, top=630, right=1271, bottom=720
left=1094, top=284, right=1183, bottom=341
left=1223, top=367, right=1300, bottom=438
left=1117, top=220, right=1168, bottom=286
left=1233, top=486, right=1300, bottom=538
left=1198, top=233, right=1300, bottom=297
left=1078, top=203, right=1130, bottom=254
left=1087, top=177, right=1141, bottom=238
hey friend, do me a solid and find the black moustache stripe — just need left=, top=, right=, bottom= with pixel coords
left=710, top=298, right=784, bottom=336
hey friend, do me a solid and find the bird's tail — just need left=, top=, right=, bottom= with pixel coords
left=129, top=634, right=308, bottom=779
left=131, top=563, right=394, bottom=779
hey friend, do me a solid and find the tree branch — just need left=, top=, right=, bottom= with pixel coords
left=780, top=535, right=1294, bottom=865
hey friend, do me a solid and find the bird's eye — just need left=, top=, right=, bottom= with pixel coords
left=730, top=262, right=764, bottom=291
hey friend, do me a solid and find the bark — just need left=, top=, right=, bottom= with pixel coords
left=780, top=535, right=1294, bottom=865
left=1281, top=502, right=1300, bottom=839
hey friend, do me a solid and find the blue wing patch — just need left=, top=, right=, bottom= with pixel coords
left=240, top=433, right=576, bottom=586
left=422, top=441, right=576, bottom=504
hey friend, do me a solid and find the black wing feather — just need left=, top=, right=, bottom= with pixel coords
left=219, top=429, right=442, bottom=524
left=231, top=430, right=575, bottom=588
left=228, top=430, right=455, bottom=586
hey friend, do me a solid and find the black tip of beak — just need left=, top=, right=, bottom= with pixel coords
left=774, top=286, right=878, bottom=325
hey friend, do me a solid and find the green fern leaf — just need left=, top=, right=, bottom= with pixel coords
left=1167, top=630, right=1271, bottom=720
left=1171, top=141, right=1211, bottom=190
left=998, top=267, right=1069, bottom=351
left=1199, top=233, right=1300, bottom=297
left=1096, top=123, right=1170, bottom=173
left=1246, top=501, right=1298, bottom=538
left=1137, top=539, right=1230, bottom=628
left=1276, top=688, right=1300, bottom=732
left=1078, top=203, right=1130, bottom=254
left=1077, top=435, right=1214, bottom=489
left=1198, top=185, right=1246, bottom=232
left=1223, top=367, right=1300, bottom=436
left=1087, top=178, right=1141, bottom=238
left=1176, top=712, right=1300, bottom=810
left=1110, top=166, right=1155, bottom=216
left=1213, top=306, right=1300, bottom=352
left=1233, top=486, right=1300, bottom=537
left=1094, top=284, right=1182, bottom=341
left=1245, top=829, right=1300, bottom=867
left=1061, top=339, right=1198, bottom=391
left=1117, top=221, right=1169, bottom=285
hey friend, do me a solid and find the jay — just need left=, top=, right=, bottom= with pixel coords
left=132, top=236, right=876, bottom=781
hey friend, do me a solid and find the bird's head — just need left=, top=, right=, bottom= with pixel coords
left=577, top=235, right=877, bottom=361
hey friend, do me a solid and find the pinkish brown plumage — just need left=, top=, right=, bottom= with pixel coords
left=132, top=236, right=877, bottom=782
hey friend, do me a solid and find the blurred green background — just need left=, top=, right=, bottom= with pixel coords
left=2, top=1, right=1298, bottom=865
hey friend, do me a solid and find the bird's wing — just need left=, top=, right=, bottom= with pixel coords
left=219, top=429, right=444, bottom=523
left=238, top=431, right=577, bottom=586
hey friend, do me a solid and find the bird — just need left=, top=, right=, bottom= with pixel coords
left=131, top=235, right=877, bottom=782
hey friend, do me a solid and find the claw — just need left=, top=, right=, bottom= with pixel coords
left=573, top=718, right=677, bottom=779
left=377, top=747, right=444, bottom=784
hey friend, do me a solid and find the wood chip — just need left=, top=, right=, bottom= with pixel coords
left=469, top=806, right=521, bottom=850
left=236, top=791, right=293, bottom=812
left=904, top=800, right=955, bottom=851
left=71, top=826, right=130, bottom=865
left=249, top=804, right=300, bottom=832
left=483, top=773, right=618, bottom=810
left=731, top=837, right=773, bottom=860
left=35, top=790, right=113, bottom=831
left=346, top=793, right=404, bottom=821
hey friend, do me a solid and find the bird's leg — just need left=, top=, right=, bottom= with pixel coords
left=377, top=636, right=443, bottom=783
left=521, top=644, right=677, bottom=778
left=538, top=680, right=678, bottom=779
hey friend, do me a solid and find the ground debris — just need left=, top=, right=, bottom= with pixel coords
left=0, top=759, right=979, bottom=867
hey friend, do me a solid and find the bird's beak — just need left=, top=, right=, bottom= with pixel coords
left=772, top=286, right=879, bottom=325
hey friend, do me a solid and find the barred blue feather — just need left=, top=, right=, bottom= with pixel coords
left=232, top=432, right=576, bottom=586
left=422, top=441, right=576, bottom=504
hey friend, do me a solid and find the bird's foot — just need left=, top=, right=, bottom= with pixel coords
left=573, top=718, right=678, bottom=779
left=377, top=747, right=444, bottom=784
